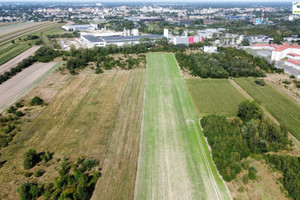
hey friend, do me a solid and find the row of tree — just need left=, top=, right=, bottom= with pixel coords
left=201, top=100, right=290, bottom=181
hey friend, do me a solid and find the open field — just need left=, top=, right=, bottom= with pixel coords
left=134, top=53, right=231, bottom=200
left=235, top=78, right=300, bottom=141
left=0, top=68, right=146, bottom=199
left=186, top=79, right=246, bottom=117
left=92, top=69, right=146, bottom=200
left=0, top=45, right=40, bottom=73
left=0, top=22, right=38, bottom=36
left=0, top=62, right=58, bottom=112
left=0, top=22, right=58, bottom=46
left=0, top=42, right=33, bottom=66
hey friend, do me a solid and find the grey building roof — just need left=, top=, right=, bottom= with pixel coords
left=82, top=35, right=104, bottom=43
left=102, top=35, right=163, bottom=43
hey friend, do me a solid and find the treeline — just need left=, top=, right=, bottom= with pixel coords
left=0, top=46, right=60, bottom=85
left=264, top=154, right=300, bottom=200
left=48, top=31, right=80, bottom=39
left=176, top=47, right=279, bottom=78
left=201, top=100, right=290, bottom=181
left=64, top=42, right=182, bottom=74
left=0, top=56, right=35, bottom=84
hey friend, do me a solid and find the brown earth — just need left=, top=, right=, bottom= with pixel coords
left=0, top=45, right=40, bottom=74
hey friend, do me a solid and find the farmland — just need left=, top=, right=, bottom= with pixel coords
left=0, top=68, right=146, bottom=200
left=0, top=45, right=40, bottom=72
left=235, top=78, right=300, bottom=141
left=134, top=53, right=231, bottom=200
left=0, top=62, right=59, bottom=112
left=186, top=79, right=246, bottom=117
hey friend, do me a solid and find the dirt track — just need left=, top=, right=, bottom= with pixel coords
left=0, top=62, right=57, bottom=112
left=0, top=46, right=40, bottom=74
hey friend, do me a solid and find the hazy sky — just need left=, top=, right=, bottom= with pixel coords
left=1, top=0, right=295, bottom=2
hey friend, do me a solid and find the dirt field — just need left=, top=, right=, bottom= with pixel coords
left=0, top=62, right=58, bottom=112
left=134, top=53, right=231, bottom=200
left=0, top=45, right=40, bottom=74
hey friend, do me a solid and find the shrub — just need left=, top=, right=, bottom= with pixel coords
left=23, top=149, right=39, bottom=169
left=248, top=167, right=257, bottom=180
left=95, top=67, right=103, bottom=74
left=17, top=183, right=41, bottom=200
left=242, top=174, right=249, bottom=184
left=81, top=159, right=99, bottom=171
left=40, top=151, right=52, bottom=163
left=237, top=100, right=263, bottom=122
left=255, top=79, right=265, bottom=86
left=282, top=80, right=291, bottom=85
left=7, top=106, right=16, bottom=113
left=24, top=172, right=32, bottom=177
left=15, top=111, right=24, bottom=117
left=30, top=96, right=44, bottom=106
left=34, top=169, right=45, bottom=177
left=15, top=102, right=24, bottom=108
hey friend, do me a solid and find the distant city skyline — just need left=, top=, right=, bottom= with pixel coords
left=0, top=0, right=295, bottom=2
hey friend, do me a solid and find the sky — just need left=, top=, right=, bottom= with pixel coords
left=1, top=0, right=295, bottom=2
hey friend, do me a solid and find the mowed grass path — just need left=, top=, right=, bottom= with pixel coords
left=235, top=78, right=300, bottom=141
left=186, top=79, right=246, bottom=117
left=134, top=53, right=231, bottom=200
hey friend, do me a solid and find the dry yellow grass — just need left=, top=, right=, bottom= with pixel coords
left=0, top=68, right=145, bottom=200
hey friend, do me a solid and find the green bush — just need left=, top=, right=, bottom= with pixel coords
left=255, top=79, right=265, bottom=86
left=248, top=167, right=257, bottom=180
left=24, top=172, right=32, bottom=178
left=81, top=159, right=99, bottom=171
left=15, top=111, right=24, bottom=117
left=34, top=169, right=45, bottom=177
left=7, top=106, right=16, bottom=114
left=30, top=96, right=44, bottom=106
left=237, top=100, right=263, bottom=122
left=23, top=149, right=39, bottom=169
left=17, top=183, right=41, bottom=200
left=40, top=151, right=52, bottom=163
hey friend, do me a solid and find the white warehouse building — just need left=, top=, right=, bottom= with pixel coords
left=271, top=44, right=300, bottom=61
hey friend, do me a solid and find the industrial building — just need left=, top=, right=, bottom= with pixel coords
left=80, top=34, right=163, bottom=48
left=285, top=59, right=300, bottom=70
left=271, top=44, right=300, bottom=61
left=61, top=23, right=98, bottom=31
left=163, top=29, right=204, bottom=45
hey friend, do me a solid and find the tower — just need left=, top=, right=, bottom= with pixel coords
left=261, top=8, right=265, bottom=22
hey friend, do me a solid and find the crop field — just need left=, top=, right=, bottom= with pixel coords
left=0, top=45, right=40, bottom=74
left=235, top=78, right=300, bottom=141
left=0, top=42, right=32, bottom=66
left=186, top=79, right=246, bottom=117
left=134, top=53, right=231, bottom=200
left=0, top=62, right=59, bottom=112
left=0, top=69, right=146, bottom=200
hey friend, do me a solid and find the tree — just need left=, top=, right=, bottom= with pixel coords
left=273, top=35, right=283, bottom=44
left=30, top=96, right=44, bottom=106
left=23, top=149, right=38, bottom=169
left=237, top=100, right=263, bottom=122
left=241, top=38, right=250, bottom=46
